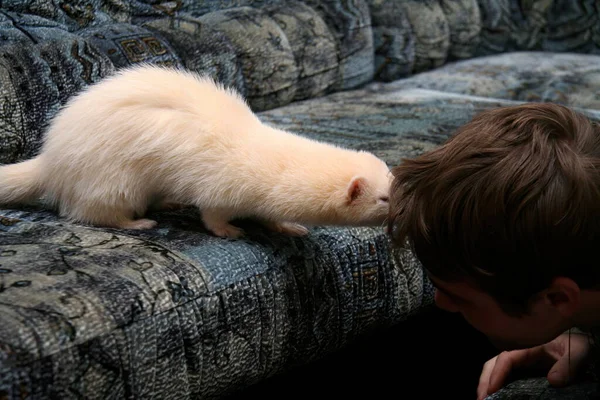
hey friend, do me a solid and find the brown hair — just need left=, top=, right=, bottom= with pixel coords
left=388, top=103, right=600, bottom=315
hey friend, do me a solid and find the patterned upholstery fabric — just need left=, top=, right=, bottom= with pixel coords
left=0, top=207, right=432, bottom=399
left=368, top=0, right=599, bottom=82
left=0, top=1, right=600, bottom=399
left=486, top=378, right=600, bottom=400
left=367, top=52, right=600, bottom=110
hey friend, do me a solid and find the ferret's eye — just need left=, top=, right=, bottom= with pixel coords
left=379, top=196, right=389, bottom=203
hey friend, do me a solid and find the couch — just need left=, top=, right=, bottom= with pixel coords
left=0, top=1, right=599, bottom=399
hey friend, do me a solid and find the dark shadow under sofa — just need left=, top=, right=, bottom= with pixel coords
left=1, top=1, right=600, bottom=399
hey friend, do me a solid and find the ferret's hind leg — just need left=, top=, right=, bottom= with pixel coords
left=201, top=208, right=244, bottom=239
left=63, top=197, right=157, bottom=230
left=263, top=221, right=309, bottom=237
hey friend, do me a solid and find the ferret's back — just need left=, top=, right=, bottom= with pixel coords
left=40, top=64, right=262, bottom=164
left=78, top=65, right=253, bottom=118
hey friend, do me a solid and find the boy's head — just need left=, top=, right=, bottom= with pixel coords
left=388, top=103, right=600, bottom=349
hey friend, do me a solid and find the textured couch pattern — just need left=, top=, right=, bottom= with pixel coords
left=0, top=207, right=432, bottom=399
left=369, top=52, right=600, bottom=110
left=1, top=1, right=600, bottom=399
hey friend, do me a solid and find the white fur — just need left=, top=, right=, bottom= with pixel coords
left=0, top=64, right=392, bottom=238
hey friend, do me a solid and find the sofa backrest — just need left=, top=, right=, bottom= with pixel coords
left=0, top=0, right=597, bottom=163
left=370, top=0, right=599, bottom=82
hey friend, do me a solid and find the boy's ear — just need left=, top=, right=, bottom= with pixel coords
left=347, top=176, right=366, bottom=204
left=542, top=277, right=581, bottom=318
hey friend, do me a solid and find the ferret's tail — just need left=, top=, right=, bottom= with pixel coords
left=0, top=157, right=44, bottom=205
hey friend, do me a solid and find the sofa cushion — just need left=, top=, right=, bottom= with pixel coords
left=366, top=52, right=600, bottom=110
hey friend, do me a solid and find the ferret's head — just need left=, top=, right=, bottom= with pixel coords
left=331, top=152, right=392, bottom=227
left=271, top=148, right=392, bottom=229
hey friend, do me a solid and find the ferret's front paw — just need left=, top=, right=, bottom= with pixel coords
left=265, top=221, right=309, bottom=237
left=210, top=223, right=244, bottom=239
left=201, top=209, right=244, bottom=239
left=120, top=219, right=158, bottom=230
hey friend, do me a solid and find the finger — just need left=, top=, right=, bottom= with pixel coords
left=547, top=337, right=592, bottom=387
left=477, top=357, right=497, bottom=400
left=547, top=356, right=575, bottom=387
left=487, top=347, right=548, bottom=394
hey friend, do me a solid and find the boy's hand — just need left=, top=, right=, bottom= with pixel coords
left=476, top=332, right=592, bottom=400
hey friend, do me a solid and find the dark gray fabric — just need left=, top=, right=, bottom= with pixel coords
left=476, top=0, right=600, bottom=56
left=486, top=378, right=600, bottom=399
left=0, top=15, right=116, bottom=164
left=367, top=0, right=415, bottom=82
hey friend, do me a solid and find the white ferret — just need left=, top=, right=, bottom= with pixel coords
left=0, top=65, right=392, bottom=238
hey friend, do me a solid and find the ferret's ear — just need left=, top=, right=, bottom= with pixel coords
left=346, top=176, right=366, bottom=204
